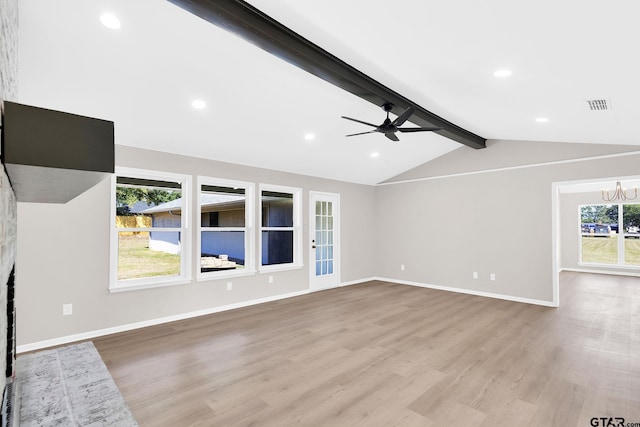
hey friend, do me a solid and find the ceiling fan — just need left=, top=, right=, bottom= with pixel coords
left=341, top=103, right=441, bottom=142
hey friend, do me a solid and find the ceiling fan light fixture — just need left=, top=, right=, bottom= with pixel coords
left=342, top=105, right=440, bottom=142
left=370, top=152, right=380, bottom=158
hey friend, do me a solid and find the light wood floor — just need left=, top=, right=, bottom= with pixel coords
left=94, top=272, right=640, bottom=426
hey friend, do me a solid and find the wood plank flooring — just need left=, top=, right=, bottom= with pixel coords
left=93, top=272, right=640, bottom=426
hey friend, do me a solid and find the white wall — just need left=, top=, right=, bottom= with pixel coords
left=16, top=146, right=376, bottom=347
left=375, top=145, right=640, bottom=305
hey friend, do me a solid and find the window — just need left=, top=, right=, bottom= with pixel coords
left=260, top=185, right=302, bottom=271
left=197, top=177, right=254, bottom=279
left=580, top=203, right=640, bottom=267
left=110, top=168, right=191, bottom=291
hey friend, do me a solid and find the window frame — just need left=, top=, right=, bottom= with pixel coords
left=259, top=184, right=303, bottom=273
left=110, top=167, right=192, bottom=292
left=196, top=176, right=255, bottom=281
left=578, top=202, right=640, bottom=269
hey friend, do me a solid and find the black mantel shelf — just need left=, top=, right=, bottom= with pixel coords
left=2, top=102, right=114, bottom=203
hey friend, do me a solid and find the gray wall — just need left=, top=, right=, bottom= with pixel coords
left=375, top=143, right=640, bottom=304
left=16, top=145, right=376, bottom=346
left=15, top=138, right=640, bottom=347
left=0, top=0, right=19, bottom=393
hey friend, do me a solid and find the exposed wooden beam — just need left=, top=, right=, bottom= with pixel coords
left=167, top=0, right=487, bottom=149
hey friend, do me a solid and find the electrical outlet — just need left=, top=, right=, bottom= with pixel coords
left=401, top=264, right=405, bottom=271
left=62, top=303, right=73, bottom=316
left=490, top=273, right=496, bottom=281
left=268, top=275, right=274, bottom=283
left=226, top=282, right=232, bottom=291
left=473, top=272, right=478, bottom=279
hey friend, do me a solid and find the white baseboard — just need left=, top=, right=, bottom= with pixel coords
left=561, top=267, right=640, bottom=278
left=340, top=277, right=376, bottom=287
left=375, top=277, right=558, bottom=307
left=17, top=288, right=312, bottom=354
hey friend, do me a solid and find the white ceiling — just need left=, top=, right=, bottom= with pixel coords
left=16, top=0, right=640, bottom=185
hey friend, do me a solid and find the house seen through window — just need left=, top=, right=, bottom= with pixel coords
left=260, top=186, right=301, bottom=268
left=580, top=203, right=640, bottom=266
left=198, top=179, right=253, bottom=277
left=112, top=170, right=190, bottom=290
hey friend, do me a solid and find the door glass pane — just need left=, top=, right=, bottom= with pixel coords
left=314, top=197, right=335, bottom=277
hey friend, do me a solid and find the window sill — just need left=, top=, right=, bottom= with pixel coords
left=197, top=269, right=256, bottom=282
left=258, top=263, right=304, bottom=274
left=109, top=277, right=191, bottom=293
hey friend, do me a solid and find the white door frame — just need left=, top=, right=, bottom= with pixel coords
left=309, top=191, right=340, bottom=291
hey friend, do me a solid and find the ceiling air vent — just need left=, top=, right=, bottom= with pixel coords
left=586, top=99, right=610, bottom=111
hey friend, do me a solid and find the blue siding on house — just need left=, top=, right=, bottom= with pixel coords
left=148, top=231, right=180, bottom=254
left=201, top=231, right=245, bottom=263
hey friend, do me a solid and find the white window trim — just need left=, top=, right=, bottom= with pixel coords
left=259, top=184, right=303, bottom=273
left=196, top=176, right=255, bottom=281
left=110, top=167, right=192, bottom=292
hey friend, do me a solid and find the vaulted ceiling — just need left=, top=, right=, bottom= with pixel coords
left=17, top=0, right=640, bottom=185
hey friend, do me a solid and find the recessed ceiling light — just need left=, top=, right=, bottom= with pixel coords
left=493, top=69, right=512, bottom=78
left=100, top=13, right=121, bottom=30
left=304, top=133, right=315, bottom=141
left=192, top=99, right=206, bottom=109
left=535, top=117, right=549, bottom=123
left=370, top=152, right=380, bottom=158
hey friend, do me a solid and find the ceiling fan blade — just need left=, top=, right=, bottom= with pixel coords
left=341, top=116, right=378, bottom=128
left=385, top=133, right=400, bottom=142
left=345, top=130, right=377, bottom=137
left=398, top=127, right=442, bottom=133
left=391, top=106, right=415, bottom=127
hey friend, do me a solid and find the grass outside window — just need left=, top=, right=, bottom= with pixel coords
left=581, top=235, right=640, bottom=266
left=118, top=233, right=180, bottom=280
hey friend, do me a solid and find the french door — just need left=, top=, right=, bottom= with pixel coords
left=309, top=192, right=340, bottom=290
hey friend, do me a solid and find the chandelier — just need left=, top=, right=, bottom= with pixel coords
left=602, top=181, right=638, bottom=202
